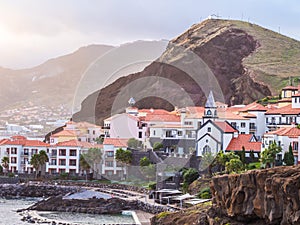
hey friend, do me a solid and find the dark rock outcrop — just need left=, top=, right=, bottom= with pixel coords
left=28, top=196, right=129, bottom=214
left=211, top=166, right=300, bottom=225
left=0, top=184, right=80, bottom=197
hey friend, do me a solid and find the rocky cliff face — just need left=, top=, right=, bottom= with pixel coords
left=74, top=19, right=277, bottom=124
left=151, top=166, right=300, bottom=225
left=211, top=166, right=300, bottom=225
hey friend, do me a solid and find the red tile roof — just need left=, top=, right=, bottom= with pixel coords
left=2, top=139, right=49, bottom=147
left=266, top=104, right=300, bottom=115
left=103, top=138, right=128, bottom=147
left=51, top=130, right=77, bottom=137
left=214, top=121, right=237, bottom=133
left=282, top=86, right=298, bottom=90
left=185, top=107, right=205, bottom=119
left=56, top=140, right=102, bottom=148
left=144, top=114, right=180, bottom=122
left=240, top=102, right=267, bottom=112
left=266, top=127, right=300, bottom=138
left=226, top=134, right=261, bottom=152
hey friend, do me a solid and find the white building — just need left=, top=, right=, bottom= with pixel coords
left=101, top=138, right=128, bottom=179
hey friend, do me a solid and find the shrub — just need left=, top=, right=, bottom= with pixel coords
left=157, top=211, right=172, bottom=219
left=198, top=187, right=212, bottom=199
left=148, top=182, right=156, bottom=190
left=153, top=142, right=163, bottom=150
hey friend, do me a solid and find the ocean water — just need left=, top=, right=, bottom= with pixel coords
left=0, top=198, right=136, bottom=225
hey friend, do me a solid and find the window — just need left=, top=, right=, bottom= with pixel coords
left=93, top=130, right=96, bottom=135
left=51, top=149, right=57, bottom=157
left=241, top=122, right=246, bottom=128
left=153, top=130, right=156, bottom=136
left=11, top=157, right=17, bottom=163
left=207, top=110, right=212, bottom=116
left=69, top=159, right=77, bottom=166
left=198, top=122, right=202, bottom=128
left=177, top=131, right=183, bottom=136
left=295, top=98, right=297, bottom=103
left=11, top=148, right=17, bottom=154
left=59, top=149, right=66, bottom=156
left=278, top=141, right=281, bottom=146
left=23, top=148, right=29, bottom=155
left=241, top=132, right=245, bottom=134
left=250, top=123, right=255, bottom=130
left=231, top=122, right=237, bottom=128
left=51, top=159, right=57, bottom=165
left=202, top=145, right=211, bottom=155
left=70, top=149, right=77, bottom=156
left=31, top=149, right=37, bottom=155
left=105, top=161, right=113, bottom=167
left=139, top=131, right=142, bottom=138
left=59, top=159, right=66, bottom=166
left=106, top=151, right=114, bottom=157
left=207, top=127, right=211, bottom=132
left=184, top=121, right=192, bottom=125
left=51, top=138, right=54, bottom=143
left=266, top=118, right=269, bottom=123
left=292, top=142, right=298, bottom=151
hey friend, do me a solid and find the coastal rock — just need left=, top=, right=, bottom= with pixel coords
left=210, top=166, right=300, bottom=224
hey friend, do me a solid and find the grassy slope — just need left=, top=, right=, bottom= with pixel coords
left=176, top=19, right=300, bottom=95
left=230, top=20, right=300, bottom=94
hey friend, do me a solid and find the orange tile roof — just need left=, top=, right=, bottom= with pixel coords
left=0, top=139, right=9, bottom=145
left=266, top=104, right=300, bottom=115
left=214, top=121, right=237, bottom=133
left=185, top=107, right=205, bottom=119
left=103, top=138, right=128, bottom=147
left=144, top=114, right=180, bottom=122
left=56, top=139, right=102, bottom=148
left=11, top=135, right=27, bottom=140
left=266, top=127, right=300, bottom=138
left=226, top=134, right=261, bottom=152
left=2, top=139, right=49, bottom=147
left=240, top=102, right=267, bottom=112
left=51, top=129, right=77, bottom=137
left=282, top=86, right=298, bottom=90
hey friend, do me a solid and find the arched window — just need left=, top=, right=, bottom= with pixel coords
left=202, top=145, right=211, bottom=155
left=207, top=110, right=212, bottom=116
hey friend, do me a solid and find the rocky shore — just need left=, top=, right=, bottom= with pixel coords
left=0, top=183, right=81, bottom=198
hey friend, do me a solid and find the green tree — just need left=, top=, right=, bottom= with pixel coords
left=30, top=154, right=41, bottom=178
left=95, top=137, right=104, bottom=144
left=140, top=163, right=156, bottom=182
left=226, top=158, right=244, bottom=173
left=283, top=144, right=295, bottom=166
left=80, top=154, right=91, bottom=181
left=199, top=152, right=215, bottom=177
left=38, top=150, right=49, bottom=177
left=115, top=148, right=132, bottom=179
left=182, top=168, right=199, bottom=193
left=140, top=156, right=151, bottom=167
left=153, top=142, right=163, bottom=150
left=240, top=146, right=246, bottom=165
left=29, top=151, right=49, bottom=179
left=260, top=141, right=282, bottom=168
left=127, top=138, right=141, bottom=149
left=249, top=150, right=255, bottom=163
left=1, top=156, right=9, bottom=174
left=84, top=148, right=102, bottom=179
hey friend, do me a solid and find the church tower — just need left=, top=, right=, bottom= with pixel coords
left=203, top=91, right=218, bottom=122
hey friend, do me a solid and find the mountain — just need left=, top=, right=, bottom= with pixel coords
left=0, top=44, right=115, bottom=110
left=73, top=19, right=300, bottom=125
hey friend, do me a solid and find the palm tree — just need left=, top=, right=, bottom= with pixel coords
left=80, top=154, right=91, bottom=181
left=1, top=156, right=9, bottom=175
left=38, top=150, right=49, bottom=177
left=30, top=154, right=40, bottom=178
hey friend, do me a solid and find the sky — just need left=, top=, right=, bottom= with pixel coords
left=0, top=0, right=299, bottom=69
